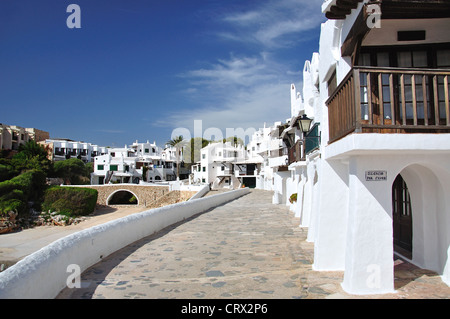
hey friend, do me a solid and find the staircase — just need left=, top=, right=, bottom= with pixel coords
left=104, top=171, right=114, bottom=184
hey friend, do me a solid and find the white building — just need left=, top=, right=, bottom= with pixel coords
left=240, top=127, right=270, bottom=189
left=91, top=140, right=186, bottom=185
left=279, top=0, right=450, bottom=295
left=41, top=138, right=107, bottom=163
left=191, top=142, right=248, bottom=189
left=91, top=145, right=141, bottom=185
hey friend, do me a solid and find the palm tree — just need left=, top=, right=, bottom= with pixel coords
left=167, top=135, right=184, bottom=181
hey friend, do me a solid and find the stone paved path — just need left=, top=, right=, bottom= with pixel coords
left=57, top=189, right=450, bottom=299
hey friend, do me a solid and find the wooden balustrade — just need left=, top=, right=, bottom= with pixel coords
left=288, top=140, right=303, bottom=165
left=326, top=67, right=450, bottom=144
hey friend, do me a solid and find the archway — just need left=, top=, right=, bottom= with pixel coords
left=392, top=174, right=413, bottom=259
left=107, top=190, right=139, bottom=205
left=393, top=164, right=450, bottom=277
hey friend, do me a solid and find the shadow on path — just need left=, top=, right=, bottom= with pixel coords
left=56, top=196, right=242, bottom=299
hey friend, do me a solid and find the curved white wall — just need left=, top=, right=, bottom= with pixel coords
left=0, top=188, right=250, bottom=299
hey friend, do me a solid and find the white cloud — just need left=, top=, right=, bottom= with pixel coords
left=159, top=53, right=293, bottom=135
left=161, top=81, right=291, bottom=143
left=219, top=0, right=324, bottom=48
left=179, top=54, right=278, bottom=90
left=157, top=0, right=323, bottom=140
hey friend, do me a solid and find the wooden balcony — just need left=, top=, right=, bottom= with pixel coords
left=288, top=140, right=304, bottom=165
left=326, top=66, right=450, bottom=144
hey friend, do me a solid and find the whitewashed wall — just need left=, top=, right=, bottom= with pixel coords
left=0, top=188, right=250, bottom=299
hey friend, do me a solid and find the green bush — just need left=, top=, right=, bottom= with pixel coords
left=0, top=163, right=17, bottom=182
left=42, top=186, right=98, bottom=216
left=0, top=170, right=47, bottom=216
left=53, top=158, right=90, bottom=185
left=0, top=180, right=20, bottom=197
left=10, top=170, right=47, bottom=202
left=0, top=199, right=27, bottom=216
left=0, top=186, right=27, bottom=216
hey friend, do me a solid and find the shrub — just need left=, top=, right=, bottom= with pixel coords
left=42, top=186, right=98, bottom=216
left=129, top=195, right=137, bottom=204
left=0, top=170, right=47, bottom=216
left=10, top=169, right=47, bottom=202
left=0, top=199, right=27, bottom=216
left=11, top=141, right=53, bottom=175
left=54, top=158, right=90, bottom=185
left=0, top=163, right=17, bottom=182
left=0, top=180, right=20, bottom=197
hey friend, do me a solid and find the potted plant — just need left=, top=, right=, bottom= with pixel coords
left=289, top=193, right=297, bottom=204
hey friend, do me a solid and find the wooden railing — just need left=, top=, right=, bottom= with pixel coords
left=326, top=66, right=450, bottom=144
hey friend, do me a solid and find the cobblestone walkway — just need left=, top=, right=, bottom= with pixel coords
left=57, top=189, right=450, bottom=299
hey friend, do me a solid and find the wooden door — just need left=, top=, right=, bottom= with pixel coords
left=392, top=174, right=413, bottom=258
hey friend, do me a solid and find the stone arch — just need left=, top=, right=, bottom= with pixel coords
left=393, top=163, right=450, bottom=277
left=107, top=189, right=140, bottom=206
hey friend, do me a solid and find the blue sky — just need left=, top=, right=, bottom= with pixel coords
left=0, top=0, right=325, bottom=147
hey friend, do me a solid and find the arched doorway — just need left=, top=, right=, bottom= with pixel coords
left=391, top=164, right=450, bottom=287
left=392, top=174, right=413, bottom=259
left=107, top=190, right=139, bottom=205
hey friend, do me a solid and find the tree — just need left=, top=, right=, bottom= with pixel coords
left=0, top=163, right=17, bottom=182
left=11, top=140, right=52, bottom=174
left=184, top=137, right=210, bottom=165
left=166, top=135, right=185, bottom=181
left=223, top=136, right=244, bottom=146
left=17, top=140, right=48, bottom=159
left=54, top=158, right=90, bottom=185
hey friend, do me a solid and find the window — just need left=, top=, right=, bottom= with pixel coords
left=145, top=148, right=149, bottom=153
left=437, top=49, right=450, bottom=68
left=377, top=52, right=390, bottom=67
left=357, top=45, right=450, bottom=69
left=202, top=167, right=206, bottom=172
left=110, top=165, right=118, bottom=172
left=358, top=45, right=450, bottom=124
left=398, top=50, right=427, bottom=68
left=398, top=30, right=426, bottom=42
left=97, top=165, right=104, bottom=170
left=202, top=154, right=206, bottom=159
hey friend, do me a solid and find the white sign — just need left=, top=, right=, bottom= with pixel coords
left=365, top=170, right=387, bottom=181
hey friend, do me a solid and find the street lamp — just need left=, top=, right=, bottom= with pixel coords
left=298, top=114, right=313, bottom=134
